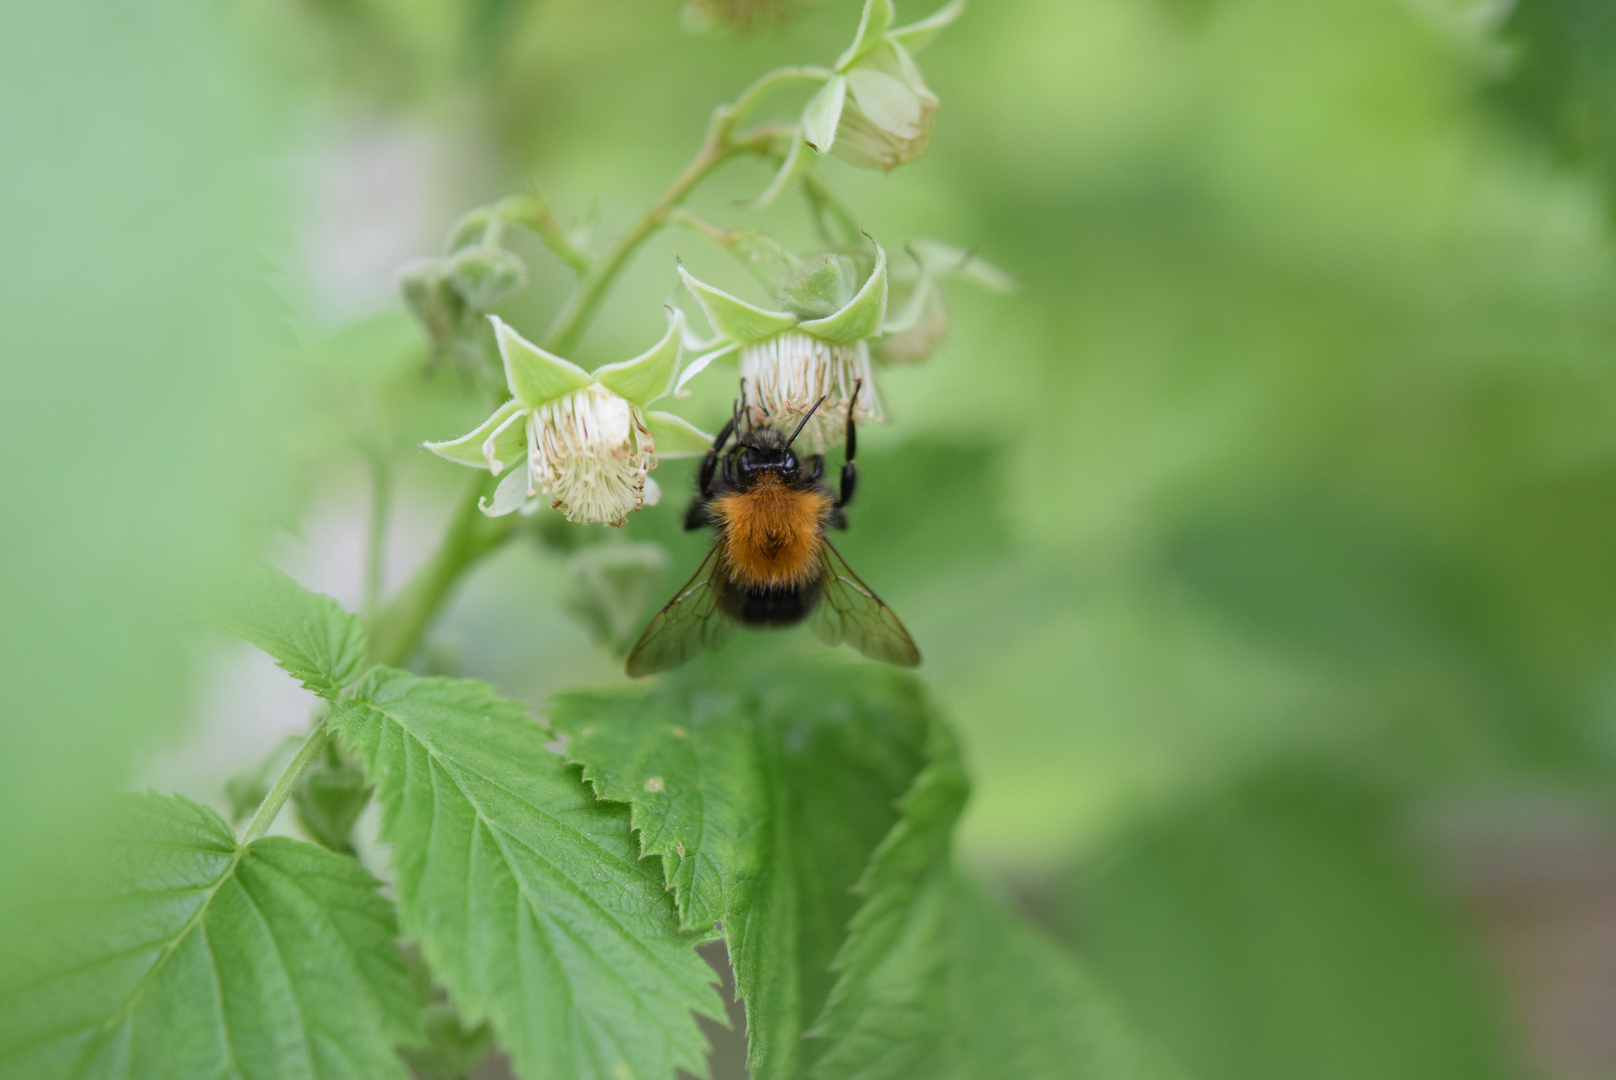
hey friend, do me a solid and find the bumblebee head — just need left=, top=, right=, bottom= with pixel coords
left=732, top=393, right=828, bottom=480
left=735, top=425, right=798, bottom=479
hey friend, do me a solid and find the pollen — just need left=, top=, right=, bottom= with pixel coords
left=739, top=331, right=881, bottom=453
left=712, top=474, right=831, bottom=588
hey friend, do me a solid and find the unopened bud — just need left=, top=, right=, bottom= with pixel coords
left=292, top=750, right=372, bottom=854
left=777, top=254, right=857, bottom=319
left=396, top=257, right=465, bottom=350
left=448, top=246, right=529, bottom=310
left=833, top=43, right=938, bottom=173
left=874, top=279, right=947, bottom=364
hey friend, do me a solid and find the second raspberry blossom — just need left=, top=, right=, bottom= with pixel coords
left=675, top=243, right=893, bottom=453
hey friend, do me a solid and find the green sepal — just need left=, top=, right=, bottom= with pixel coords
left=678, top=266, right=799, bottom=342
left=491, top=315, right=591, bottom=406
left=422, top=398, right=527, bottom=473
left=888, top=0, right=966, bottom=53
left=803, top=76, right=849, bottom=155
left=882, top=273, right=941, bottom=335
left=592, top=311, right=685, bottom=405
left=836, top=0, right=896, bottom=71
left=800, top=243, right=888, bottom=343
left=908, top=237, right=1017, bottom=291
left=646, top=410, right=715, bottom=457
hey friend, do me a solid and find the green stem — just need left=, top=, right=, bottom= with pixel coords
left=242, top=718, right=332, bottom=844
left=546, top=66, right=826, bottom=352
left=362, top=452, right=392, bottom=616
left=499, top=191, right=591, bottom=276
left=544, top=121, right=787, bottom=354
left=366, top=474, right=517, bottom=668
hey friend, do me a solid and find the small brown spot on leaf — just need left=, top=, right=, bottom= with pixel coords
left=645, top=776, right=664, bottom=793
left=670, top=726, right=687, bottom=738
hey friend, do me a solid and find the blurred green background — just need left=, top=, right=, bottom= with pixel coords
left=11, top=0, right=1616, bottom=1076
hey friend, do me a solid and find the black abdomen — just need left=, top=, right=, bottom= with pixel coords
left=719, top=577, right=821, bottom=627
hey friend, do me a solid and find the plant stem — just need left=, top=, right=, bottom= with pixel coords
left=366, top=473, right=517, bottom=668
left=544, top=122, right=786, bottom=354
left=542, top=64, right=823, bottom=355
left=499, top=190, right=591, bottom=276
left=362, top=451, right=392, bottom=616
left=242, top=717, right=332, bottom=844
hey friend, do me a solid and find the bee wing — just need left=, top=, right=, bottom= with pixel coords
left=625, top=542, right=735, bottom=677
left=811, top=539, right=922, bottom=667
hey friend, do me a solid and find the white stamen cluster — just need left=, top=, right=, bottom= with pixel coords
left=739, top=330, right=882, bottom=453
left=528, top=385, right=654, bottom=526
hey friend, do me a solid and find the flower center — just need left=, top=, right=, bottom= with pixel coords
left=531, top=386, right=654, bottom=526
left=739, top=331, right=880, bottom=453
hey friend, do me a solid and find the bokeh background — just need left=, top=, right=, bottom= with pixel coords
left=9, top=0, right=1616, bottom=1077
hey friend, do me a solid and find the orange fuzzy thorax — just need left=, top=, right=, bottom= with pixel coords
left=712, top=474, right=831, bottom=588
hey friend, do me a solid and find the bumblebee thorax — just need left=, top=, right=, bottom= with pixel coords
left=712, top=473, right=830, bottom=588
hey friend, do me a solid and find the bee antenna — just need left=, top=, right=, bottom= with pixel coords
left=786, top=395, right=829, bottom=449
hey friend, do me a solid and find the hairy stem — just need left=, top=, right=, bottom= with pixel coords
left=242, top=718, right=332, bottom=844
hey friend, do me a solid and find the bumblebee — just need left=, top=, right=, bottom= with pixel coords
left=625, top=392, right=920, bottom=676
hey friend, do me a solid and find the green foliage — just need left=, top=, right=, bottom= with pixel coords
left=223, top=566, right=369, bottom=701
left=1062, top=764, right=1520, bottom=1080
left=1497, top=0, right=1616, bottom=210
left=805, top=714, right=1169, bottom=1080
left=331, top=668, right=724, bottom=1080
left=556, top=659, right=1169, bottom=1080
left=0, top=795, right=417, bottom=1080
left=552, top=661, right=929, bottom=1080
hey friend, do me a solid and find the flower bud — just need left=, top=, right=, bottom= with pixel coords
left=873, top=278, right=947, bottom=364
left=396, top=257, right=465, bottom=352
left=832, top=44, right=938, bottom=173
left=292, top=750, right=371, bottom=854
left=447, top=246, right=529, bottom=310
left=776, top=254, right=858, bottom=319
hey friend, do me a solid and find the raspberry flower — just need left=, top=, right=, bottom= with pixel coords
left=675, top=244, right=891, bottom=453
left=424, top=314, right=711, bottom=525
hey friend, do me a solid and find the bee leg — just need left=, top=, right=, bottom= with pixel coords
left=685, top=416, right=735, bottom=532
left=834, top=399, right=857, bottom=512
left=697, top=415, right=737, bottom=498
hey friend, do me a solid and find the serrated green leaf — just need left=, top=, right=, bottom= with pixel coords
left=808, top=719, right=1172, bottom=1080
left=331, top=668, right=723, bottom=1080
left=551, top=661, right=930, bottom=1080
left=0, top=794, right=417, bottom=1080
left=223, top=565, right=368, bottom=700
